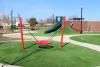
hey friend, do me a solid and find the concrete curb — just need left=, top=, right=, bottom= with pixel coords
left=0, top=63, right=21, bottom=67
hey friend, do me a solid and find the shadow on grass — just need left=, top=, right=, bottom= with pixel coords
left=24, top=43, right=36, bottom=49
left=62, top=42, right=70, bottom=48
left=38, top=45, right=54, bottom=49
left=12, top=49, right=43, bottom=65
left=0, top=57, right=8, bottom=63
left=0, top=43, right=53, bottom=65
left=2, top=48, right=44, bottom=65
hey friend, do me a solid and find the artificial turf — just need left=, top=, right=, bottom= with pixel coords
left=0, top=41, right=100, bottom=67
left=71, top=35, right=100, bottom=45
left=24, top=26, right=77, bottom=37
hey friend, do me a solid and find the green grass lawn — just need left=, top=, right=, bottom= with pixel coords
left=56, top=26, right=77, bottom=35
left=23, top=27, right=46, bottom=36
left=24, top=26, right=78, bottom=37
left=83, top=32, right=100, bottom=34
left=71, top=35, right=100, bottom=45
left=0, top=41, right=100, bottom=67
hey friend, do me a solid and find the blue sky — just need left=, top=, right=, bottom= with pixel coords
left=0, top=0, right=100, bottom=20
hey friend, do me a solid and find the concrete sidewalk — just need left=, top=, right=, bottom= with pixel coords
left=53, top=34, right=100, bottom=52
left=0, top=63, right=21, bottom=67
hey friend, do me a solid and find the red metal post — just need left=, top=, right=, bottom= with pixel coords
left=60, top=16, right=66, bottom=48
left=19, top=16, right=24, bottom=49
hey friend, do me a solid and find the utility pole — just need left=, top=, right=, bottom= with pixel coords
left=52, top=14, right=54, bottom=24
left=80, top=8, right=83, bottom=34
left=11, top=9, right=13, bottom=25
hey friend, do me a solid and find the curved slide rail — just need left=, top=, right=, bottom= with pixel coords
left=44, top=21, right=62, bottom=33
left=68, top=20, right=81, bottom=32
left=44, top=16, right=62, bottom=34
left=71, top=26, right=81, bottom=32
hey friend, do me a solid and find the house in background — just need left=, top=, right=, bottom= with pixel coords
left=0, top=15, right=10, bottom=29
left=16, top=17, right=30, bottom=29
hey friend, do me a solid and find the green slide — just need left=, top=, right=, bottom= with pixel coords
left=44, top=17, right=62, bottom=33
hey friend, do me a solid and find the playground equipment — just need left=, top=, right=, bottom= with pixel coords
left=44, top=16, right=62, bottom=33
left=28, top=30, right=52, bottom=45
left=67, top=19, right=81, bottom=32
left=19, top=16, right=64, bottom=49
left=60, top=16, right=66, bottom=48
left=19, top=17, right=57, bottom=49
left=0, top=26, right=3, bottom=37
left=19, top=17, right=24, bottom=48
left=11, top=24, right=17, bottom=30
left=19, top=16, right=78, bottom=49
left=45, top=16, right=64, bottom=48
left=28, top=17, right=62, bottom=45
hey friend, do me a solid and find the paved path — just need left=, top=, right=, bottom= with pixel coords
left=0, top=63, right=20, bottom=67
left=53, top=34, right=100, bottom=52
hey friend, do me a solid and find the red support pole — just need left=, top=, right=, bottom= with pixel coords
left=19, top=16, right=24, bottom=49
left=60, top=16, right=66, bottom=48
